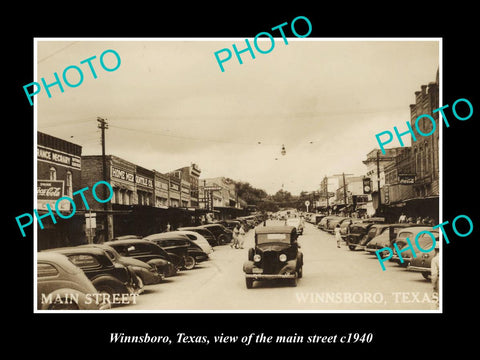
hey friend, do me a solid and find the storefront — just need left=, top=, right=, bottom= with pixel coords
left=37, top=132, right=84, bottom=250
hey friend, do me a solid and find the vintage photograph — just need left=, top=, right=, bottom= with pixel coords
left=32, top=38, right=441, bottom=312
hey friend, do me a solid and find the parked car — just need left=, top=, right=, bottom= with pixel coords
left=78, top=243, right=164, bottom=286
left=339, top=218, right=364, bottom=239
left=112, top=235, right=143, bottom=241
left=286, top=217, right=304, bottom=235
left=105, top=239, right=178, bottom=277
left=37, top=252, right=111, bottom=310
left=326, top=217, right=350, bottom=234
left=171, top=230, right=213, bottom=254
left=392, top=226, right=437, bottom=267
left=43, top=246, right=139, bottom=298
left=144, top=232, right=209, bottom=270
left=216, top=220, right=241, bottom=231
left=243, top=226, right=303, bottom=289
left=199, top=224, right=232, bottom=245
left=407, top=231, right=439, bottom=279
left=355, top=223, right=390, bottom=250
left=177, top=226, right=217, bottom=247
left=317, top=216, right=338, bottom=231
left=346, top=223, right=375, bottom=250
left=365, top=223, right=422, bottom=256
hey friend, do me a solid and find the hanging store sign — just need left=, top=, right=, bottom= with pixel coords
left=398, top=174, right=416, bottom=184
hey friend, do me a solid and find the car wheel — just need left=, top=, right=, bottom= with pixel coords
left=183, top=255, right=196, bottom=270
left=218, top=235, right=226, bottom=245
left=245, top=278, right=254, bottom=289
left=96, top=284, right=116, bottom=297
left=348, top=245, right=356, bottom=251
left=422, top=272, right=430, bottom=280
left=297, top=266, right=303, bottom=279
left=136, top=275, right=144, bottom=290
left=49, top=300, right=79, bottom=310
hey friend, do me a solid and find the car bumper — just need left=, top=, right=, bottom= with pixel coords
left=356, top=245, right=366, bottom=250
left=245, top=273, right=296, bottom=280
left=195, top=254, right=209, bottom=262
left=392, top=255, right=413, bottom=263
left=407, top=265, right=430, bottom=273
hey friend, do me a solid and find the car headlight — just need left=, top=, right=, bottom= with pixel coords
left=279, top=254, right=287, bottom=262
left=253, top=254, right=261, bottom=262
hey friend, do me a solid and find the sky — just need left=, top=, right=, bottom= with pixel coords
left=36, top=38, right=439, bottom=195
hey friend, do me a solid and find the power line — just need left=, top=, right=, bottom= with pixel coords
left=37, top=42, right=79, bottom=63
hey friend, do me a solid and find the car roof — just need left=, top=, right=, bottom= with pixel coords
left=43, top=246, right=107, bottom=256
left=105, top=238, right=158, bottom=246
left=398, top=226, right=437, bottom=235
left=143, top=232, right=190, bottom=241
left=256, top=226, right=296, bottom=234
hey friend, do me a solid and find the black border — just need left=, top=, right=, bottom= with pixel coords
left=9, top=5, right=477, bottom=354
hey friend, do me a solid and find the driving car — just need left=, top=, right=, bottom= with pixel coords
left=392, top=227, right=438, bottom=267
left=37, top=251, right=111, bottom=310
left=286, top=217, right=304, bottom=235
left=78, top=243, right=164, bottom=286
left=199, top=224, right=233, bottom=245
left=104, top=239, right=178, bottom=277
left=144, top=232, right=209, bottom=270
left=43, top=246, right=139, bottom=298
left=243, top=226, right=303, bottom=289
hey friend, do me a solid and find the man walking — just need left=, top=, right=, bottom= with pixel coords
left=335, top=224, right=342, bottom=248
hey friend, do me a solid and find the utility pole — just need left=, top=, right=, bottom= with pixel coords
left=376, top=150, right=382, bottom=210
left=97, top=117, right=113, bottom=241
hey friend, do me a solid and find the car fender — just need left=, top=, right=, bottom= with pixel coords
left=279, top=260, right=297, bottom=274
left=91, top=275, right=128, bottom=294
left=243, top=260, right=255, bottom=274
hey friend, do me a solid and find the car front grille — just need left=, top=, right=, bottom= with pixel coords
left=262, top=251, right=280, bottom=274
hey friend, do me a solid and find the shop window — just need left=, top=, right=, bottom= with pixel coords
left=49, top=166, right=57, bottom=180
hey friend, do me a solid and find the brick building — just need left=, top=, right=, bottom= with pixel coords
left=37, top=132, right=84, bottom=250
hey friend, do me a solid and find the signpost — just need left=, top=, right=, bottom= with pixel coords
left=305, top=200, right=310, bottom=212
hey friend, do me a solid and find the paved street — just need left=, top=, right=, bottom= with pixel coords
left=115, top=221, right=436, bottom=311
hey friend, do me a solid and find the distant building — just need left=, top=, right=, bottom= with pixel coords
left=409, top=69, right=440, bottom=197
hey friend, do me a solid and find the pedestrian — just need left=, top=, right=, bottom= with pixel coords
left=335, top=224, right=342, bottom=248
left=416, top=216, right=422, bottom=224
left=431, top=242, right=439, bottom=309
left=166, top=223, right=171, bottom=232
left=231, top=224, right=240, bottom=248
left=398, top=213, right=407, bottom=223
left=238, top=224, right=246, bottom=249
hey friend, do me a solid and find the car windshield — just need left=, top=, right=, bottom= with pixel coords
left=257, top=233, right=290, bottom=244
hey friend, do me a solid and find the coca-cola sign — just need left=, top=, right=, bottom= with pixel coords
left=37, top=180, right=69, bottom=211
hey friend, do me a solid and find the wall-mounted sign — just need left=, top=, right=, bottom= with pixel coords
left=136, top=174, right=153, bottom=188
left=37, top=180, right=69, bottom=211
left=37, top=145, right=81, bottom=170
left=111, top=167, right=135, bottom=183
